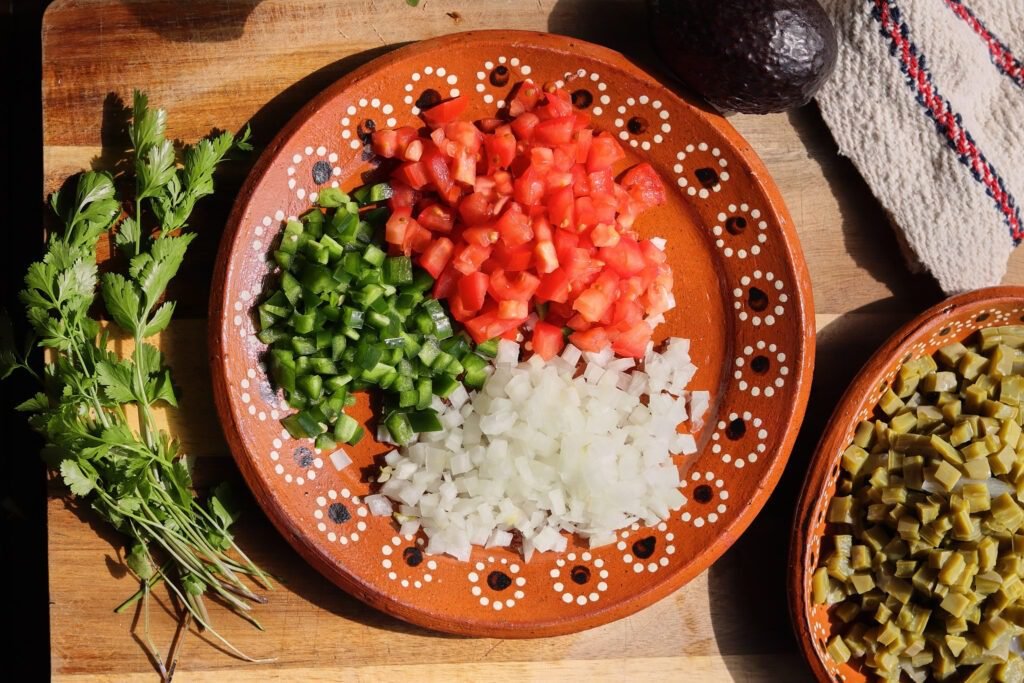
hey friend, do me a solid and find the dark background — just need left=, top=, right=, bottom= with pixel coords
left=3, top=1, right=51, bottom=679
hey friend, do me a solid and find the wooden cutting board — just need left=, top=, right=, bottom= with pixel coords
left=42, top=1, right=1024, bottom=680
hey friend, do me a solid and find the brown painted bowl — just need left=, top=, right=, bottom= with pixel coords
left=789, top=286, right=1024, bottom=681
left=210, top=30, right=815, bottom=637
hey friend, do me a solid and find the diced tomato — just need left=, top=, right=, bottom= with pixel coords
left=417, top=203, right=454, bottom=233
left=546, top=170, right=574, bottom=195
left=498, top=299, right=529, bottom=319
left=403, top=222, right=432, bottom=254
left=420, top=237, right=454, bottom=278
left=394, top=126, right=419, bottom=149
left=484, top=126, right=517, bottom=174
left=586, top=133, right=626, bottom=172
left=534, top=240, right=559, bottom=274
left=575, top=196, right=596, bottom=231
left=385, top=208, right=413, bottom=248
left=533, top=116, right=575, bottom=145
left=535, top=268, right=571, bottom=303
left=402, top=139, right=424, bottom=162
left=588, top=169, right=614, bottom=195
left=458, top=192, right=493, bottom=226
left=640, top=282, right=674, bottom=316
left=611, top=299, right=644, bottom=330
left=422, top=146, right=454, bottom=194
left=640, top=239, right=668, bottom=263
left=476, top=117, right=505, bottom=133
left=599, top=236, right=646, bottom=276
left=452, top=145, right=477, bottom=186
left=572, top=284, right=613, bottom=323
left=492, top=242, right=533, bottom=272
left=396, top=161, right=430, bottom=190
left=574, top=128, right=593, bottom=164
left=432, top=264, right=459, bottom=299
left=510, top=112, right=540, bottom=141
left=464, top=309, right=524, bottom=344
left=548, top=186, right=575, bottom=230
left=489, top=269, right=540, bottom=301
left=569, top=326, right=610, bottom=352
left=444, top=121, right=483, bottom=153
left=513, top=166, right=546, bottom=206
left=421, top=96, right=469, bottom=128
left=552, top=146, right=575, bottom=172
left=463, top=226, right=500, bottom=247
left=388, top=181, right=418, bottom=210
left=553, top=229, right=579, bottom=261
left=492, top=171, right=514, bottom=197
left=496, top=204, right=533, bottom=248
left=530, top=146, right=554, bottom=171
left=532, top=215, right=553, bottom=242
left=509, top=80, right=543, bottom=116
left=620, top=162, right=667, bottom=208
left=373, top=77, right=674, bottom=359
left=592, top=192, right=618, bottom=225
left=612, top=321, right=653, bottom=358
left=536, top=90, right=573, bottom=119
left=458, top=271, right=489, bottom=313
left=531, top=321, right=565, bottom=360
left=447, top=290, right=474, bottom=321
left=452, top=243, right=493, bottom=275
left=371, top=129, right=399, bottom=158
left=590, top=223, right=620, bottom=248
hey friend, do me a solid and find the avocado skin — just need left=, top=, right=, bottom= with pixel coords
left=649, top=0, right=838, bottom=114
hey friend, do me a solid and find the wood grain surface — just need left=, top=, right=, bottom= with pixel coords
left=40, top=0, right=1024, bottom=681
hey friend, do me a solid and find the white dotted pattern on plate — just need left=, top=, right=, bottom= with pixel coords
left=342, top=97, right=399, bottom=150
left=286, top=146, right=342, bottom=202
left=614, top=95, right=670, bottom=150
left=405, top=65, right=460, bottom=115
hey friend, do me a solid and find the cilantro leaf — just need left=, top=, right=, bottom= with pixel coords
left=60, top=459, right=97, bottom=497
left=137, top=139, right=176, bottom=200
left=147, top=368, right=177, bottom=407
left=136, top=233, right=195, bottom=306
left=101, top=273, right=141, bottom=333
left=142, top=301, right=175, bottom=338
left=209, top=481, right=242, bottom=529
left=114, top=217, right=142, bottom=255
left=137, top=343, right=164, bottom=376
left=15, top=391, right=50, bottom=412
left=95, top=360, right=136, bottom=404
left=126, top=543, right=155, bottom=580
left=129, top=90, right=166, bottom=157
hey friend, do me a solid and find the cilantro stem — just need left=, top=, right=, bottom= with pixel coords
left=114, top=564, right=167, bottom=613
left=155, top=565, right=272, bottom=664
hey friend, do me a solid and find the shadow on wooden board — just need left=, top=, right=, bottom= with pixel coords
left=120, top=0, right=264, bottom=42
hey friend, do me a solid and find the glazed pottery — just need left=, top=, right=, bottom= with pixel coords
left=211, top=30, right=815, bottom=637
left=790, top=286, right=1024, bottom=681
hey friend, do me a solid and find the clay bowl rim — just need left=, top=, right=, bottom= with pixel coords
left=210, top=28, right=816, bottom=638
left=787, top=285, right=1024, bottom=681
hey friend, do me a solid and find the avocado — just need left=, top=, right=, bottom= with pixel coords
left=649, top=0, right=838, bottom=114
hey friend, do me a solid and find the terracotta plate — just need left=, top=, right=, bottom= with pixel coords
left=790, top=286, right=1024, bottom=681
left=211, top=30, right=815, bottom=637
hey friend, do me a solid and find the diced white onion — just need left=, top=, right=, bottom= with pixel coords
left=365, top=494, right=394, bottom=516
left=381, top=337, right=703, bottom=561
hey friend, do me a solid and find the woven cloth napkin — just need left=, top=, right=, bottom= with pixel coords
left=816, top=0, right=1023, bottom=293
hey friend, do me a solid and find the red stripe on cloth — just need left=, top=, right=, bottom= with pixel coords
left=871, top=0, right=1023, bottom=242
left=943, top=0, right=1024, bottom=89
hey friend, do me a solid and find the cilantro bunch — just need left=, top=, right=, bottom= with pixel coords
left=1, top=91, right=269, bottom=674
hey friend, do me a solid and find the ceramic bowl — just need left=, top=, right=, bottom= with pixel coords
left=790, top=286, right=1024, bottom=681
left=211, top=30, right=815, bottom=637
